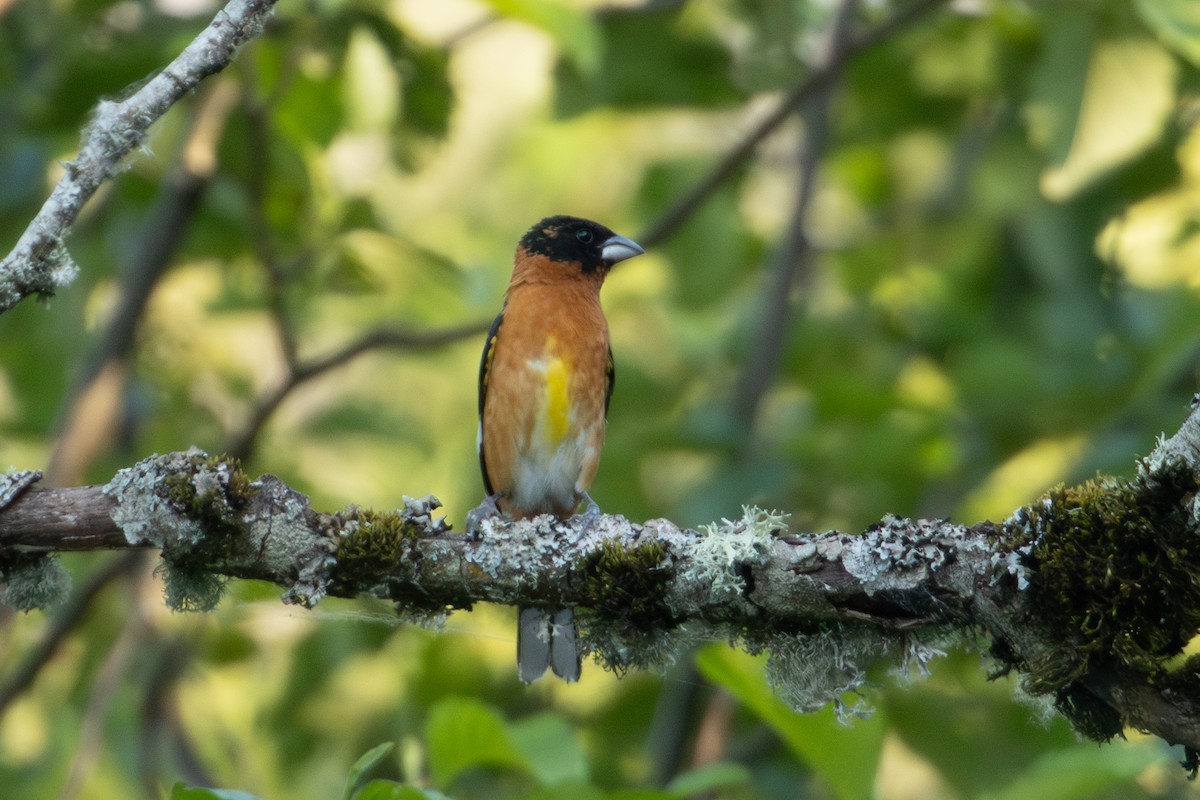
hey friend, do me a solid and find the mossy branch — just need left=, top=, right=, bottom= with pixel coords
left=4, top=401, right=1200, bottom=767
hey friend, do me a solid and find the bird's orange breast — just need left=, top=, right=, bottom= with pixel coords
left=480, top=280, right=610, bottom=519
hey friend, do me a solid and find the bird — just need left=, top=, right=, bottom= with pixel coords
left=469, top=214, right=644, bottom=683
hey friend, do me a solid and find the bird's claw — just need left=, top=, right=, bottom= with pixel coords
left=466, top=494, right=502, bottom=539
left=571, top=492, right=602, bottom=531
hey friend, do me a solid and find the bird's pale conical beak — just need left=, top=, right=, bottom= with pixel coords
left=600, top=234, right=645, bottom=265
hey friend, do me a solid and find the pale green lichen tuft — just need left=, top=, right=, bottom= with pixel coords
left=584, top=621, right=697, bottom=677
left=1, top=553, right=71, bottom=611
left=763, top=627, right=889, bottom=722
left=687, top=506, right=787, bottom=601
left=161, top=564, right=227, bottom=613
left=761, top=627, right=950, bottom=723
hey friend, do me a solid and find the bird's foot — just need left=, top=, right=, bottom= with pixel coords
left=466, top=493, right=502, bottom=539
left=571, top=493, right=602, bottom=532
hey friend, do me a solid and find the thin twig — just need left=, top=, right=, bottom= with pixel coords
left=731, top=0, right=857, bottom=430
left=225, top=320, right=490, bottom=461
left=638, top=0, right=951, bottom=249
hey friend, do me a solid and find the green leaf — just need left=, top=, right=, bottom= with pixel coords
left=1026, top=13, right=1176, bottom=199
left=353, top=781, right=444, bottom=800
left=480, top=0, right=602, bottom=75
left=424, top=697, right=530, bottom=787
left=694, top=646, right=885, bottom=800
left=1135, top=0, right=1200, bottom=66
left=170, top=785, right=263, bottom=800
left=980, top=742, right=1158, bottom=800
left=665, top=762, right=751, bottom=797
left=524, top=782, right=606, bottom=800
left=343, top=27, right=400, bottom=131
left=343, top=742, right=396, bottom=800
left=554, top=7, right=740, bottom=115
left=509, top=712, right=588, bottom=785
left=881, top=652, right=1077, bottom=797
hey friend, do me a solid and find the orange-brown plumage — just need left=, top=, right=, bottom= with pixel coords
left=482, top=250, right=610, bottom=518
left=471, top=215, right=644, bottom=683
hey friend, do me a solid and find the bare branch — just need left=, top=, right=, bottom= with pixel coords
left=225, top=320, right=491, bottom=461
left=0, top=0, right=278, bottom=314
left=731, top=0, right=856, bottom=430
left=639, top=0, right=951, bottom=249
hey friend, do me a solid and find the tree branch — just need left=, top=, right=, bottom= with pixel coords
left=638, top=0, right=951, bottom=249
left=5, top=401, right=1200, bottom=761
left=47, top=80, right=241, bottom=487
left=225, top=320, right=491, bottom=462
left=0, top=0, right=278, bottom=314
left=731, top=0, right=856, bottom=430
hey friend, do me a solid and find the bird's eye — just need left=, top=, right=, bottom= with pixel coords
left=575, top=228, right=594, bottom=244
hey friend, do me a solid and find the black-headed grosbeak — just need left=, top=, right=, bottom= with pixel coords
left=470, top=215, right=644, bottom=683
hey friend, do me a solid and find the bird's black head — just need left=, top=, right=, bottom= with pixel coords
left=519, top=215, right=644, bottom=273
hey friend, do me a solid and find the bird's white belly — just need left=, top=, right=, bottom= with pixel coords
left=510, top=428, right=593, bottom=514
left=513, top=350, right=597, bottom=514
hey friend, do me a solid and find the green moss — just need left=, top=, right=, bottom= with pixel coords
left=575, top=540, right=680, bottom=676
left=163, top=453, right=256, bottom=540
left=1009, top=457, right=1200, bottom=739
left=333, top=508, right=421, bottom=586
left=580, top=540, right=675, bottom=626
left=158, top=453, right=257, bottom=611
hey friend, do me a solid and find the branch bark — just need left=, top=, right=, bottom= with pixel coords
left=4, top=401, right=1200, bottom=762
left=0, top=0, right=277, bottom=314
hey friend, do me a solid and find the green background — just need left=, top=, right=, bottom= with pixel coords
left=1, top=0, right=1199, bottom=797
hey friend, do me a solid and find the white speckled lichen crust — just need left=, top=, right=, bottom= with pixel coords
left=101, top=449, right=338, bottom=612
left=250, top=474, right=337, bottom=609
left=462, top=513, right=622, bottom=605
left=102, top=450, right=206, bottom=548
left=839, top=515, right=998, bottom=596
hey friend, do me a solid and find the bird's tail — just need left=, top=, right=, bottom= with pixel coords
left=517, top=606, right=581, bottom=683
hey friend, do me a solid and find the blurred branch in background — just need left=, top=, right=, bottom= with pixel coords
left=47, top=80, right=241, bottom=488
left=638, top=0, right=951, bottom=250
left=239, top=53, right=304, bottom=369
left=225, top=320, right=490, bottom=462
left=139, top=634, right=215, bottom=795
left=58, top=574, right=152, bottom=800
left=643, top=2, right=859, bottom=779
left=0, top=0, right=278, bottom=314
left=0, top=551, right=146, bottom=720
left=731, top=0, right=856, bottom=433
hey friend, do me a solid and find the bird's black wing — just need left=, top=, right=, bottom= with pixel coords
left=604, top=344, right=615, bottom=418
left=477, top=308, right=505, bottom=496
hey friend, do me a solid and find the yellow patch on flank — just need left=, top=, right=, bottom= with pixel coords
left=543, top=355, right=572, bottom=444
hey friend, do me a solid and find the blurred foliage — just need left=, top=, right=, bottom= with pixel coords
left=1, top=0, right=1200, bottom=797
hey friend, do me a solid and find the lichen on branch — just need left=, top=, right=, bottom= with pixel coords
left=4, top=403, right=1200, bottom=760
left=0, top=0, right=278, bottom=314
